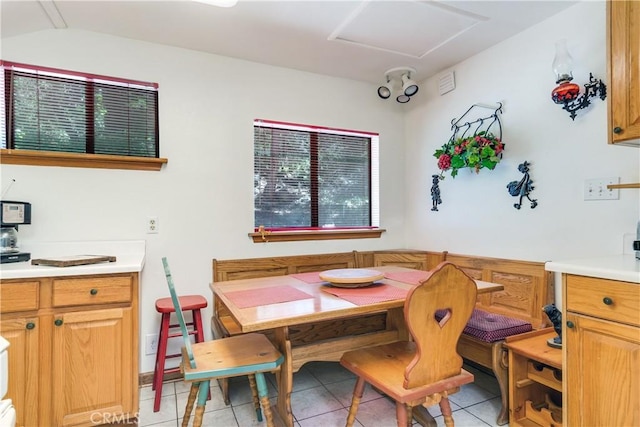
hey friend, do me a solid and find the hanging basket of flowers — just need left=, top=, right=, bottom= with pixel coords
left=434, top=131, right=504, bottom=178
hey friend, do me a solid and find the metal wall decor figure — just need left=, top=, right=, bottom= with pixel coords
left=507, top=161, right=538, bottom=209
left=430, top=174, right=443, bottom=211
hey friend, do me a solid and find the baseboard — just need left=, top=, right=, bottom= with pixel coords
left=139, top=371, right=183, bottom=386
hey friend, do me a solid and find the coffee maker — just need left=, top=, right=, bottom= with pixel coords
left=0, top=201, right=31, bottom=264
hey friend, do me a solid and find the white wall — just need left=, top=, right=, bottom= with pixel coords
left=0, top=30, right=408, bottom=372
left=404, top=1, right=639, bottom=262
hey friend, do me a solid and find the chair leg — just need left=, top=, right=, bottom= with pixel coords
left=255, top=372, right=275, bottom=427
left=153, top=313, right=171, bottom=412
left=193, top=405, right=205, bottom=427
left=192, top=380, right=210, bottom=427
left=218, top=378, right=230, bottom=405
left=182, top=383, right=199, bottom=427
left=395, top=402, right=411, bottom=427
left=346, top=377, right=366, bottom=427
left=248, top=374, right=263, bottom=422
left=439, top=397, right=454, bottom=427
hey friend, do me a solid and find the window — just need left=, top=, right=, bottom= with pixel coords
left=254, top=119, right=379, bottom=235
left=1, top=60, right=166, bottom=170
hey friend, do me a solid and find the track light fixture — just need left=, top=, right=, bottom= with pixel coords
left=377, top=79, right=392, bottom=99
left=377, top=67, right=419, bottom=103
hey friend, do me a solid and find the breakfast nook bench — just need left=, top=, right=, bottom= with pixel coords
left=211, top=249, right=553, bottom=425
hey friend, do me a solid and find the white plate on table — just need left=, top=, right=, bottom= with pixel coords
left=319, top=268, right=384, bottom=288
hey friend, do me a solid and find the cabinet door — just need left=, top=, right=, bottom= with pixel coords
left=51, top=307, right=134, bottom=427
left=609, top=0, right=640, bottom=144
left=0, top=317, right=39, bottom=427
left=565, top=312, right=640, bottom=426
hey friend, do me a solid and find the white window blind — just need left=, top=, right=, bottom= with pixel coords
left=254, top=119, right=379, bottom=230
left=1, top=60, right=159, bottom=158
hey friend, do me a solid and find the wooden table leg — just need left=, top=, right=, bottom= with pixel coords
left=273, top=327, right=294, bottom=427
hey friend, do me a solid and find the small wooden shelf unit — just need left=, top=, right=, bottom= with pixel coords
left=506, top=328, right=563, bottom=427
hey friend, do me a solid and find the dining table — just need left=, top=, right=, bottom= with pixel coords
left=210, top=265, right=504, bottom=427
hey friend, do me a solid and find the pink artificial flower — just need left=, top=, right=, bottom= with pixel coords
left=437, top=154, right=451, bottom=170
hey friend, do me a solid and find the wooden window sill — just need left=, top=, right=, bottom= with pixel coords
left=0, top=149, right=167, bottom=171
left=249, top=228, right=386, bottom=243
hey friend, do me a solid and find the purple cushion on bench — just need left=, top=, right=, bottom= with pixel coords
left=436, top=308, right=532, bottom=342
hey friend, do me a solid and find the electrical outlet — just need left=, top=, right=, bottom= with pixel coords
left=147, top=216, right=159, bottom=234
left=584, top=177, right=619, bottom=200
left=145, top=333, right=159, bottom=355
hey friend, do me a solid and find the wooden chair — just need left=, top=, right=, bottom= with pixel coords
left=162, top=257, right=284, bottom=427
left=340, top=261, right=478, bottom=427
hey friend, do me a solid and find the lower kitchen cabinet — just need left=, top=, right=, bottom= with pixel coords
left=51, top=307, right=135, bottom=426
left=0, top=273, right=139, bottom=427
left=564, top=274, right=639, bottom=426
left=0, top=317, right=39, bottom=427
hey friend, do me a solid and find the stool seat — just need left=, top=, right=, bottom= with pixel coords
left=153, top=294, right=208, bottom=412
left=155, top=295, right=207, bottom=313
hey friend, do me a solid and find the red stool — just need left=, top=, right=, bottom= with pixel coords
left=152, top=294, right=208, bottom=412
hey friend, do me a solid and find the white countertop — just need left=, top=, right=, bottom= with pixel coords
left=0, top=240, right=145, bottom=279
left=545, top=254, right=640, bottom=283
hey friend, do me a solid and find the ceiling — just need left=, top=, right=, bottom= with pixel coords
left=1, top=0, right=577, bottom=84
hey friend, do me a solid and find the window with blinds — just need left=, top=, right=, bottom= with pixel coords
left=1, top=61, right=159, bottom=158
left=254, top=119, right=379, bottom=230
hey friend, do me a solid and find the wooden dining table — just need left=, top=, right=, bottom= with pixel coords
left=210, top=265, right=504, bottom=427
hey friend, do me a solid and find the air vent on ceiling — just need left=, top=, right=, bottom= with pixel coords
left=438, top=71, right=456, bottom=96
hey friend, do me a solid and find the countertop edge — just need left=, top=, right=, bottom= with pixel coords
left=0, top=240, right=146, bottom=279
left=545, top=254, right=640, bottom=284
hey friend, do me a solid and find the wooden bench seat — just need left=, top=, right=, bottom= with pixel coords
left=440, top=252, right=553, bottom=425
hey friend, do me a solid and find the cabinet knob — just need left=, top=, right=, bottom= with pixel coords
left=26, top=322, right=36, bottom=330
left=566, top=320, right=575, bottom=329
left=90, top=288, right=98, bottom=295
left=613, top=126, right=623, bottom=134
left=54, top=319, right=63, bottom=326
left=603, top=297, right=613, bottom=305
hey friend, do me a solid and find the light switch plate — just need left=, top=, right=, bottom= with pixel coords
left=584, top=177, right=619, bottom=200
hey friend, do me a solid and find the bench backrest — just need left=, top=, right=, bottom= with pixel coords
left=436, top=252, right=554, bottom=328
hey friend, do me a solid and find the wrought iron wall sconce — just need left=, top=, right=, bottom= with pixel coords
left=551, top=39, right=606, bottom=120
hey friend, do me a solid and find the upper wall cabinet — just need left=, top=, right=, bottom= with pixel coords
left=608, top=0, right=640, bottom=145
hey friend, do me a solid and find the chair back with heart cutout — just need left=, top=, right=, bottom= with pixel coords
left=162, top=257, right=197, bottom=370
left=403, top=261, right=477, bottom=389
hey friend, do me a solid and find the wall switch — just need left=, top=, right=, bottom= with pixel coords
left=584, top=177, right=619, bottom=200
left=145, top=333, right=159, bottom=355
left=147, top=216, right=159, bottom=233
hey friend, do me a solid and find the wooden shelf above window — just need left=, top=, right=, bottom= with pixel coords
left=0, top=149, right=167, bottom=171
left=249, top=228, right=385, bottom=243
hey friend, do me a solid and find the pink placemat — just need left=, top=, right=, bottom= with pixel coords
left=384, top=270, right=430, bottom=286
left=224, top=285, right=313, bottom=309
left=322, top=283, right=408, bottom=306
left=290, top=272, right=324, bottom=284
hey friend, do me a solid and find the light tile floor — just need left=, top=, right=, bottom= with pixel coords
left=138, top=362, right=506, bottom=427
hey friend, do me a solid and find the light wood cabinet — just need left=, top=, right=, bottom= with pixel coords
left=506, top=329, right=562, bottom=427
left=563, top=274, right=640, bottom=426
left=0, top=317, right=39, bottom=427
left=608, top=0, right=640, bottom=145
left=0, top=273, right=139, bottom=427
